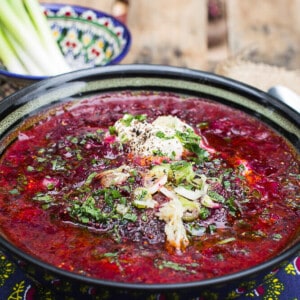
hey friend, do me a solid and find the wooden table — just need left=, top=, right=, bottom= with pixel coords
left=41, top=0, right=300, bottom=72
left=2, top=0, right=300, bottom=98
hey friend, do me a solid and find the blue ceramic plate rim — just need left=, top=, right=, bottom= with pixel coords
left=0, top=3, right=131, bottom=81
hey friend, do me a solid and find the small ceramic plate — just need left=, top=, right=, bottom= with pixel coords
left=0, top=3, right=131, bottom=85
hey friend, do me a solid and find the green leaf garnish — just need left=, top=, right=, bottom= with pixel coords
left=175, top=129, right=209, bottom=161
left=121, top=113, right=147, bottom=126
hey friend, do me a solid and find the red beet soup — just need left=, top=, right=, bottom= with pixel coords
left=0, top=91, right=299, bottom=284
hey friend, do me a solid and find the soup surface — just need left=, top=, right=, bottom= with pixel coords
left=0, top=92, right=299, bottom=283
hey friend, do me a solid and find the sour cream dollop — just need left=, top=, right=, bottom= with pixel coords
left=114, top=115, right=193, bottom=160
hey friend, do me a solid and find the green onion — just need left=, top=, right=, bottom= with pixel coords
left=217, top=237, right=236, bottom=245
left=9, top=188, right=20, bottom=195
left=272, top=233, right=282, bottom=241
left=0, top=0, right=70, bottom=76
left=0, top=27, right=27, bottom=74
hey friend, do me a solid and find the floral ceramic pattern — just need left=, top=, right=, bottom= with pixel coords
left=43, top=5, right=130, bottom=70
left=0, top=250, right=299, bottom=300
left=0, top=4, right=131, bottom=83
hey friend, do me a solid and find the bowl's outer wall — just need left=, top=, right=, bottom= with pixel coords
left=0, top=65, right=299, bottom=299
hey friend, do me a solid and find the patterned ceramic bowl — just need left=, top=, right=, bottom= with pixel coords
left=0, top=65, right=299, bottom=300
left=0, top=3, right=131, bottom=87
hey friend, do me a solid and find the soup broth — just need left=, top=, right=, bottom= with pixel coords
left=0, top=92, right=299, bottom=283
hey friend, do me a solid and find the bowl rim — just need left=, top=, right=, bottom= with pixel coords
left=2, top=63, right=299, bottom=125
left=0, top=64, right=299, bottom=292
left=1, top=233, right=299, bottom=291
left=0, top=3, right=131, bottom=81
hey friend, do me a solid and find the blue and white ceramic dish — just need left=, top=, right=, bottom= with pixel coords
left=0, top=3, right=131, bottom=86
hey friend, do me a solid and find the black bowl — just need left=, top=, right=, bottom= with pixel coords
left=0, top=65, right=299, bottom=300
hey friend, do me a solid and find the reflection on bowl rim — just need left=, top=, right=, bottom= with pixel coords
left=0, top=3, right=131, bottom=81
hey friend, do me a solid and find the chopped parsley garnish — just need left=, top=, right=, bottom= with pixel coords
left=9, top=188, right=20, bottom=195
left=121, top=113, right=147, bottom=126
left=51, top=158, right=66, bottom=171
left=27, top=165, right=34, bottom=172
left=84, top=172, right=98, bottom=186
left=208, top=191, right=225, bottom=203
left=208, top=224, right=217, bottom=234
left=175, top=129, right=209, bottom=161
left=199, top=207, right=210, bottom=219
left=123, top=213, right=138, bottom=222
left=100, top=188, right=122, bottom=207
left=226, top=197, right=238, bottom=216
left=70, top=196, right=106, bottom=224
left=33, top=193, right=53, bottom=203
left=109, top=126, right=117, bottom=135
left=154, top=259, right=198, bottom=274
left=272, top=233, right=282, bottom=241
left=155, top=131, right=173, bottom=139
left=152, top=149, right=166, bottom=156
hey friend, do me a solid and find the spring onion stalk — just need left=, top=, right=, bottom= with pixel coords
left=0, top=0, right=58, bottom=74
left=5, top=29, right=45, bottom=75
left=0, top=0, right=71, bottom=76
left=23, top=0, right=70, bottom=74
left=8, top=0, right=34, bottom=29
left=0, top=27, right=27, bottom=74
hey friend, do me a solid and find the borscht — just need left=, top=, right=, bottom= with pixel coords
left=0, top=92, right=299, bottom=284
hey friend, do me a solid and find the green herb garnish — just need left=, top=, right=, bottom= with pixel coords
left=123, top=213, right=138, bottom=222
left=175, top=129, right=209, bottom=161
left=154, top=259, right=199, bottom=274
left=121, top=113, right=147, bottom=126
left=33, top=193, right=53, bottom=203
left=208, top=191, right=225, bottom=203
left=9, top=188, right=20, bottom=195
left=70, top=196, right=106, bottom=224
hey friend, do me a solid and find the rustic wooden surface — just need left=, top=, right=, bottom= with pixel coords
left=122, top=0, right=207, bottom=69
left=40, top=0, right=208, bottom=69
left=2, top=0, right=299, bottom=99
left=215, top=57, right=300, bottom=94
left=226, top=0, right=300, bottom=70
left=39, top=0, right=300, bottom=99
left=41, top=0, right=300, bottom=71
